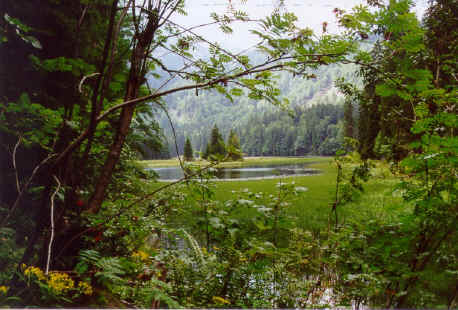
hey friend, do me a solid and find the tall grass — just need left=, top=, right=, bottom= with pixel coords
left=140, top=157, right=405, bottom=231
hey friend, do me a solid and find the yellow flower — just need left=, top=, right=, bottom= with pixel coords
left=77, top=281, right=93, bottom=296
left=24, top=266, right=45, bottom=281
left=47, top=272, right=74, bottom=294
left=132, top=250, right=149, bottom=261
left=212, top=296, right=230, bottom=304
left=0, top=286, right=9, bottom=294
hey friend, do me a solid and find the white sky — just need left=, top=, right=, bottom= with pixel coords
left=171, top=0, right=428, bottom=52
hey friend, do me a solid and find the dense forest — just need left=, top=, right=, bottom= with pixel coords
left=238, top=103, right=345, bottom=156
left=0, top=0, right=456, bottom=308
left=148, top=63, right=356, bottom=158
left=148, top=102, right=346, bottom=159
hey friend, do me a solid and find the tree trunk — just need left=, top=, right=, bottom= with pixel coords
left=87, top=11, right=159, bottom=213
left=87, top=100, right=136, bottom=212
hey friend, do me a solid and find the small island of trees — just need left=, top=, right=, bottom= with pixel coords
left=183, top=125, right=243, bottom=162
left=202, top=125, right=243, bottom=161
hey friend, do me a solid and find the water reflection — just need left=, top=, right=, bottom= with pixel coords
left=149, top=163, right=320, bottom=181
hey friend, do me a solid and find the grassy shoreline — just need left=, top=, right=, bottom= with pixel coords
left=140, top=157, right=404, bottom=231
left=138, top=156, right=332, bottom=169
left=140, top=157, right=338, bottom=230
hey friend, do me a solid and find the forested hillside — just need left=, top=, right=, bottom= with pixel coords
left=149, top=63, right=357, bottom=158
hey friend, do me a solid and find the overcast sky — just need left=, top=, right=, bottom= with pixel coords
left=170, top=0, right=428, bottom=52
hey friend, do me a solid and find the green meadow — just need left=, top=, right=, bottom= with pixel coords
left=140, top=157, right=404, bottom=231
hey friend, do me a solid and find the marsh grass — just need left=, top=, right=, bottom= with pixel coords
left=140, top=157, right=405, bottom=231
left=212, top=160, right=338, bottom=230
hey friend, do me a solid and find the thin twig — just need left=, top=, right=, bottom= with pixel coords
left=54, top=53, right=343, bottom=165
left=77, top=4, right=89, bottom=29
left=56, top=159, right=226, bottom=254
left=0, top=154, right=57, bottom=228
left=145, top=81, right=184, bottom=170
left=78, top=72, right=101, bottom=94
left=160, top=104, right=184, bottom=170
left=123, top=158, right=225, bottom=212
left=46, top=175, right=61, bottom=275
left=12, top=135, right=23, bottom=194
left=103, top=0, right=133, bottom=92
left=164, top=17, right=250, bottom=69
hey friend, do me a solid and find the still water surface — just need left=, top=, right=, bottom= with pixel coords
left=150, top=163, right=320, bottom=181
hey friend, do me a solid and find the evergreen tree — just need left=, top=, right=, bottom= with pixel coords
left=203, top=143, right=210, bottom=159
left=343, top=99, right=354, bottom=139
left=227, top=129, right=243, bottom=160
left=183, top=137, right=194, bottom=161
left=208, top=124, right=226, bottom=158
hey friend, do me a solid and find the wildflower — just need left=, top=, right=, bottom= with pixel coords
left=212, top=296, right=230, bottom=304
left=77, top=281, right=93, bottom=296
left=0, top=286, right=9, bottom=294
left=24, top=266, right=46, bottom=281
left=132, top=250, right=149, bottom=261
left=47, top=272, right=74, bottom=294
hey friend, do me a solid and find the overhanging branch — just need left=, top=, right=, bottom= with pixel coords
left=54, top=52, right=344, bottom=165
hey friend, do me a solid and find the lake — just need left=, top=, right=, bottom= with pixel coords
left=149, top=163, right=321, bottom=181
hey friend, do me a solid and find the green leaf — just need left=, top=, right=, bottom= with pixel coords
left=375, top=83, right=395, bottom=97
left=18, top=93, right=31, bottom=105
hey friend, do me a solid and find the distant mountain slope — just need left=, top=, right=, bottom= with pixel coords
left=146, top=60, right=359, bottom=158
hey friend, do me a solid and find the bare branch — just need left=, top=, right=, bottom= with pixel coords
left=150, top=39, right=266, bottom=94
left=54, top=53, right=344, bottom=166
left=159, top=103, right=184, bottom=170
left=122, top=156, right=228, bottom=214
left=163, top=17, right=250, bottom=69
left=78, top=72, right=101, bottom=94
left=106, top=0, right=133, bottom=84
left=46, top=175, right=61, bottom=275
left=12, top=135, right=22, bottom=194
left=77, top=4, right=89, bottom=29
left=140, top=5, right=255, bottom=69
left=160, top=20, right=231, bottom=41
left=0, top=154, right=57, bottom=228
left=157, top=1, right=182, bottom=28
left=64, top=158, right=229, bottom=255
left=148, top=55, right=200, bottom=79
left=145, top=81, right=185, bottom=170
left=341, top=58, right=406, bottom=90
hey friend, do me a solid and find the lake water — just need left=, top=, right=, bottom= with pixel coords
left=149, top=163, right=320, bottom=181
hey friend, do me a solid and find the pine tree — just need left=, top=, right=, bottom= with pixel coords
left=343, top=99, right=354, bottom=139
left=227, top=129, right=243, bottom=161
left=208, top=124, right=226, bottom=158
left=183, top=137, right=194, bottom=161
left=203, top=143, right=210, bottom=159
